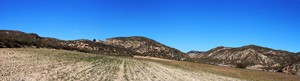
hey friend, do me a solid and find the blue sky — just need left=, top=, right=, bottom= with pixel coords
left=0, top=0, right=300, bottom=53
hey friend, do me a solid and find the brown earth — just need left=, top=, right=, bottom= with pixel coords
left=136, top=55, right=300, bottom=81
left=0, top=48, right=242, bottom=81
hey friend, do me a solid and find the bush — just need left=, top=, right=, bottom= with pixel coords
left=236, top=63, right=247, bottom=68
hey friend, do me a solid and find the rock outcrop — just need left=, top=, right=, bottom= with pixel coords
left=103, top=36, right=189, bottom=60
left=194, top=45, right=300, bottom=70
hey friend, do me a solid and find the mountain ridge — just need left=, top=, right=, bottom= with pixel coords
left=0, top=30, right=138, bottom=56
left=0, top=30, right=189, bottom=60
left=192, top=45, right=300, bottom=71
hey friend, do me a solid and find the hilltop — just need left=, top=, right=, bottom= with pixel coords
left=103, top=36, right=189, bottom=60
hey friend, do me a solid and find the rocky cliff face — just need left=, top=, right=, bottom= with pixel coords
left=195, top=45, right=300, bottom=70
left=104, top=36, right=189, bottom=60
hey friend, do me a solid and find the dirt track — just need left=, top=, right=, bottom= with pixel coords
left=0, top=48, right=242, bottom=81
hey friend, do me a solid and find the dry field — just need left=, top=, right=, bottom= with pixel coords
left=0, top=48, right=243, bottom=81
left=1, top=48, right=299, bottom=81
left=135, top=56, right=300, bottom=81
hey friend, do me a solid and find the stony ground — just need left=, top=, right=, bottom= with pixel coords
left=0, top=48, right=242, bottom=81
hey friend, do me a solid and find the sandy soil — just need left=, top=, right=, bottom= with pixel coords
left=0, top=48, right=242, bottom=81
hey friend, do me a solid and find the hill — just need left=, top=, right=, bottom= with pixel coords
left=194, top=45, right=300, bottom=70
left=0, top=30, right=138, bottom=56
left=103, top=36, right=189, bottom=60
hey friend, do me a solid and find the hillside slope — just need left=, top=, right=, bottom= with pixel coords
left=0, top=30, right=138, bottom=56
left=194, top=45, right=300, bottom=70
left=104, top=36, right=189, bottom=60
left=282, top=59, right=300, bottom=75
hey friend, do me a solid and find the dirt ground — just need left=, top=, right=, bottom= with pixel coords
left=0, top=48, right=242, bottom=81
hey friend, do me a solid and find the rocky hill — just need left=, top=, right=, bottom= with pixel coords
left=0, top=30, right=138, bottom=56
left=103, top=36, right=189, bottom=60
left=194, top=45, right=300, bottom=70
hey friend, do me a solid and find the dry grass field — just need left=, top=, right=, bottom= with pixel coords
left=0, top=48, right=299, bottom=81
left=135, top=56, right=300, bottom=81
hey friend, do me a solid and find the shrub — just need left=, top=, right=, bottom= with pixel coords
left=236, top=63, right=247, bottom=69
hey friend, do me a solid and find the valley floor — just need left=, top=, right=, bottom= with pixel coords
left=0, top=48, right=299, bottom=81
left=0, top=48, right=241, bottom=81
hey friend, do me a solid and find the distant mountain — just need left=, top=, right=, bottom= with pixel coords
left=0, top=30, right=138, bottom=56
left=187, top=51, right=204, bottom=54
left=103, top=36, right=189, bottom=60
left=194, top=45, right=300, bottom=70
left=187, top=51, right=204, bottom=58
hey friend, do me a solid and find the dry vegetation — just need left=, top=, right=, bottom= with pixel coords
left=135, top=56, right=300, bottom=81
left=0, top=48, right=243, bottom=81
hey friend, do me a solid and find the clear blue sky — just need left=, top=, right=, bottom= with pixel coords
left=0, top=0, right=300, bottom=53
